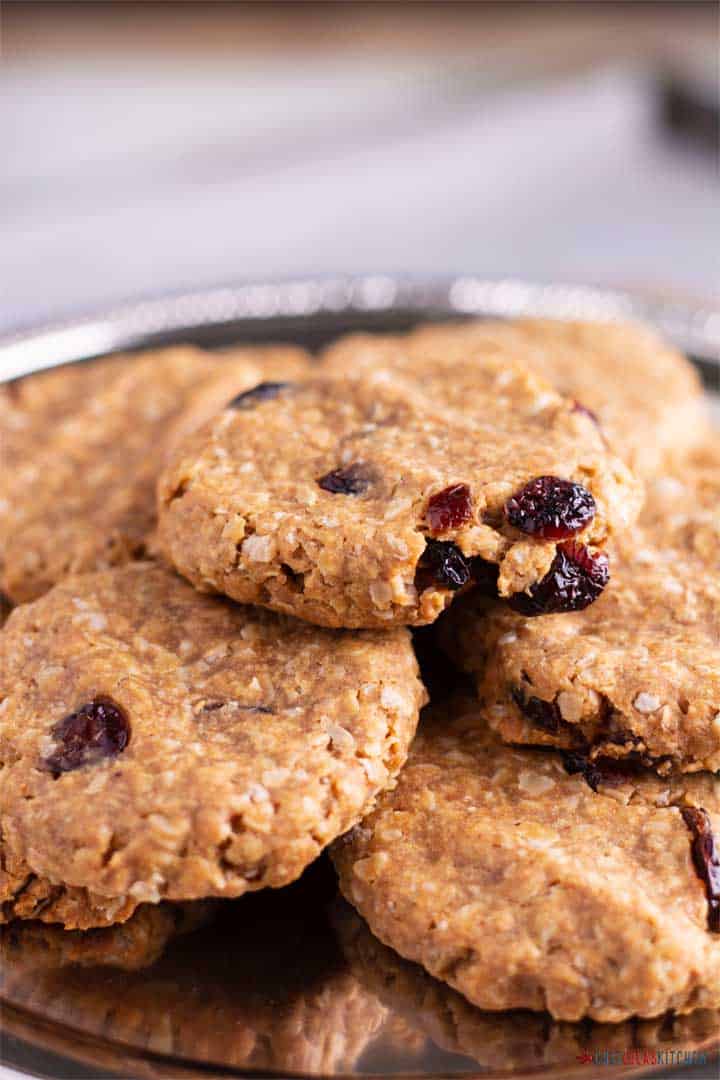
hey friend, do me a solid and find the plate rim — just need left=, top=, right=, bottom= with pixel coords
left=0, top=274, right=718, bottom=384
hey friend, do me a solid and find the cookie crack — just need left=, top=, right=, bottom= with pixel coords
left=164, top=478, right=189, bottom=507
left=435, top=945, right=476, bottom=982
left=1, top=873, right=36, bottom=918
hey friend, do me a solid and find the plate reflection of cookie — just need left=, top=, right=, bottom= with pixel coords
left=333, top=901, right=720, bottom=1075
left=1, top=876, right=386, bottom=1077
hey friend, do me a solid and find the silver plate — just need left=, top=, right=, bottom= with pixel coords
left=1, top=277, right=718, bottom=1080
left=1, top=276, right=719, bottom=390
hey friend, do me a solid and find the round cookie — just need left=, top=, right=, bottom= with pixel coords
left=323, top=318, right=710, bottom=475
left=333, top=903, right=720, bottom=1075
left=0, top=563, right=424, bottom=928
left=0, top=343, right=310, bottom=603
left=331, top=696, right=720, bottom=1022
left=442, top=439, right=720, bottom=773
left=157, top=354, right=641, bottom=629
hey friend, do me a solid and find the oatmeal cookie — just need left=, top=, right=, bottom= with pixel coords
left=442, top=439, right=720, bottom=773
left=323, top=318, right=709, bottom=474
left=334, top=902, right=720, bottom=1074
left=0, top=563, right=423, bottom=928
left=1, top=883, right=386, bottom=1076
left=157, top=355, right=640, bottom=628
left=332, top=697, right=720, bottom=1022
left=639, top=438, right=720, bottom=545
left=0, top=344, right=310, bottom=602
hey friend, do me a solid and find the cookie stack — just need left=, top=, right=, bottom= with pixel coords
left=1, top=319, right=718, bottom=1027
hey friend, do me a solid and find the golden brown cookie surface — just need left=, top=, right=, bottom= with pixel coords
left=325, top=318, right=709, bottom=474
left=442, top=439, right=720, bottom=773
left=0, top=344, right=310, bottom=602
left=1, top=563, right=423, bottom=927
left=157, top=350, right=640, bottom=628
left=332, top=697, right=720, bottom=1022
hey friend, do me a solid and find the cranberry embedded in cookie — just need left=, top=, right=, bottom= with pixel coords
left=0, top=563, right=424, bottom=928
left=681, top=807, right=720, bottom=933
left=504, top=476, right=596, bottom=540
left=507, top=541, right=609, bottom=615
left=157, top=339, right=641, bottom=628
left=43, top=699, right=130, bottom=777
left=426, top=484, right=474, bottom=533
left=512, top=688, right=566, bottom=735
left=227, top=381, right=294, bottom=409
left=317, top=462, right=377, bottom=495
left=414, top=541, right=472, bottom=593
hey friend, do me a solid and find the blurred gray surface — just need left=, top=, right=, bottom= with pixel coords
left=2, top=52, right=718, bottom=333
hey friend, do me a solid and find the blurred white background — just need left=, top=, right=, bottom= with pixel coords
left=2, top=1, right=718, bottom=332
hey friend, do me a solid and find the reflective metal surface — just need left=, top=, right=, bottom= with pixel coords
left=1, top=277, right=718, bottom=1079
left=2, top=861, right=719, bottom=1079
left=1, top=276, right=719, bottom=387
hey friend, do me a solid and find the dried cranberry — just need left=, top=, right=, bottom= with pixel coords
left=228, top=382, right=291, bottom=409
left=505, top=476, right=596, bottom=540
left=512, top=689, right=562, bottom=734
left=44, top=699, right=130, bottom=777
left=561, top=750, right=590, bottom=778
left=509, top=541, right=609, bottom=615
left=317, top=462, right=375, bottom=495
left=681, top=807, right=720, bottom=933
left=427, top=484, right=473, bottom=533
left=415, top=540, right=471, bottom=592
